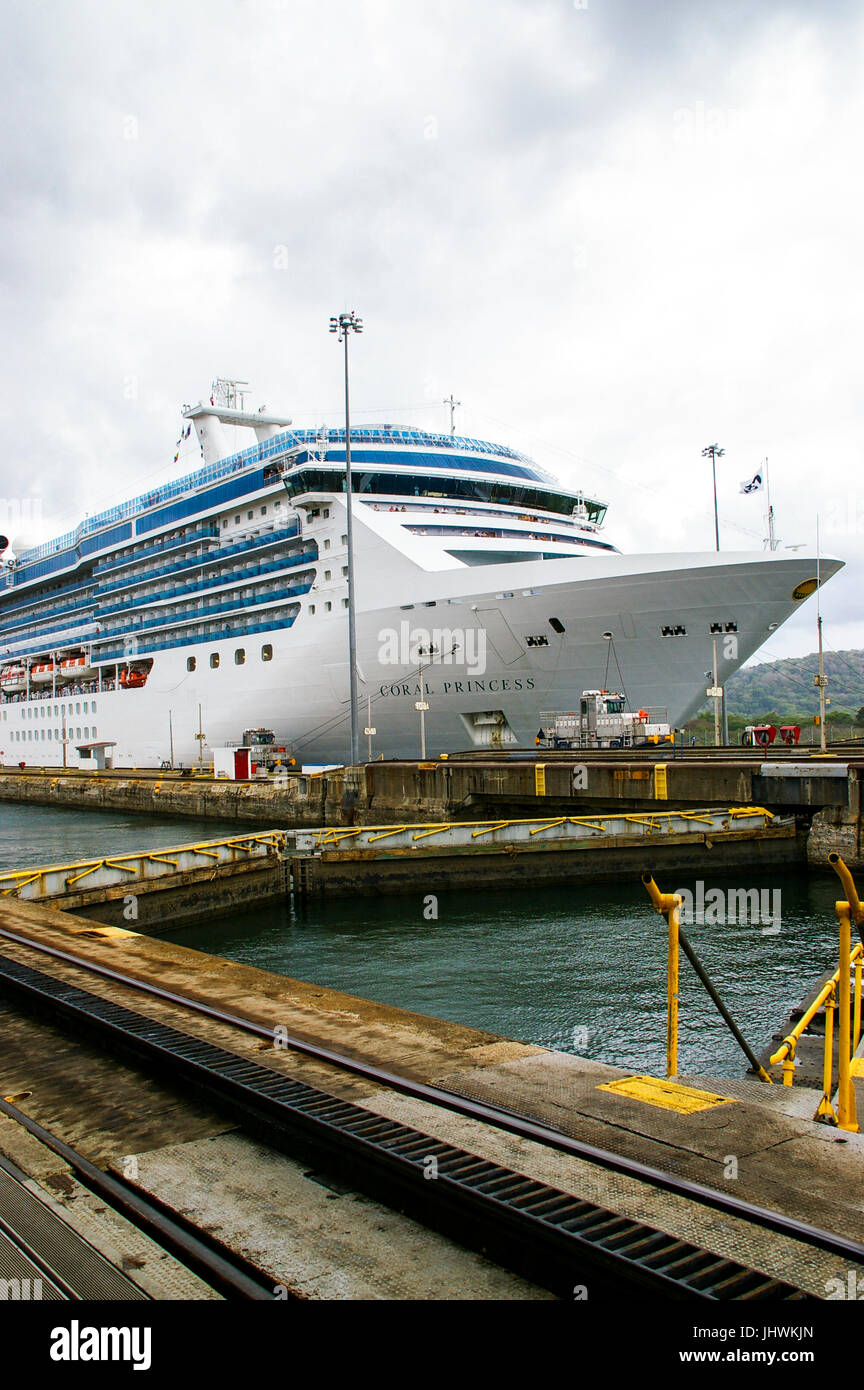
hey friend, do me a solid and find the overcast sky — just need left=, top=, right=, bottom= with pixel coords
left=1, top=0, right=861, bottom=665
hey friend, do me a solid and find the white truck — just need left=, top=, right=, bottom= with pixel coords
left=536, top=690, right=673, bottom=750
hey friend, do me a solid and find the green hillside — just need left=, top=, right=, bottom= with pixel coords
left=724, top=648, right=864, bottom=723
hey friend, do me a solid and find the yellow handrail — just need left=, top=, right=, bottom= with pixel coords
left=830, top=854, right=862, bottom=1132
left=769, top=854, right=864, bottom=1131
left=642, top=873, right=682, bottom=1079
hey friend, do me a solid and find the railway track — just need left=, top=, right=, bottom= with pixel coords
left=1, top=925, right=861, bottom=1300
left=0, top=1103, right=278, bottom=1301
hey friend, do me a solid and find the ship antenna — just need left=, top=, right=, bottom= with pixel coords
left=764, top=458, right=778, bottom=551
left=443, top=394, right=461, bottom=436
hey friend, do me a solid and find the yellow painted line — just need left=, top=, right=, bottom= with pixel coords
left=596, top=1075, right=736, bottom=1113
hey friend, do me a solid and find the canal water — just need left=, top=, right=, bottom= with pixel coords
left=0, top=804, right=844, bottom=1078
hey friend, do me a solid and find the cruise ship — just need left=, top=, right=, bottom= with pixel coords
left=0, top=380, right=842, bottom=769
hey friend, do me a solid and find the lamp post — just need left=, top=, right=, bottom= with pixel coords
left=329, top=310, right=364, bottom=767
left=702, top=443, right=724, bottom=553
left=702, top=442, right=728, bottom=744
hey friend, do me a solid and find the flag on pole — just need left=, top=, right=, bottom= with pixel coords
left=740, top=471, right=763, bottom=494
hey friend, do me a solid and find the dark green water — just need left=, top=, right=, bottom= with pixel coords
left=0, top=803, right=843, bottom=1078
left=0, top=803, right=248, bottom=872
left=167, top=869, right=840, bottom=1080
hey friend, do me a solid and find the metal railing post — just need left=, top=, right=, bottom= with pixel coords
left=643, top=872, right=772, bottom=1083
left=642, top=874, right=680, bottom=1079
left=828, top=852, right=864, bottom=1132
left=817, top=982, right=838, bottom=1122
left=667, top=895, right=680, bottom=1080
left=836, top=905, right=859, bottom=1132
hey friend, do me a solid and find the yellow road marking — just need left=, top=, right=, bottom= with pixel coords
left=597, top=1075, right=736, bottom=1113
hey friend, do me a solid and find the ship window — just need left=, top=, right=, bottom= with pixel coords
left=75, top=702, right=81, bottom=714
left=342, top=566, right=348, bottom=577
left=247, top=511, right=253, bottom=520
left=548, top=617, right=566, bottom=634
left=210, top=653, right=220, bottom=668
left=234, top=515, right=240, bottom=524
left=324, top=570, right=331, bottom=581
left=187, top=657, right=196, bottom=672
left=47, top=729, right=52, bottom=740
left=92, top=726, right=97, bottom=737
left=325, top=601, right=332, bottom=612
left=275, top=500, right=281, bottom=507
left=323, top=509, right=330, bottom=518
left=308, top=605, right=315, bottom=615
left=260, top=506, right=266, bottom=515
left=324, top=539, right=331, bottom=550
left=261, top=644, right=273, bottom=661
left=342, top=598, right=349, bottom=608
left=341, top=534, right=347, bottom=544
left=234, top=648, right=246, bottom=665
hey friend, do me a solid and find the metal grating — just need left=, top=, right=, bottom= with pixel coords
left=0, top=1161, right=148, bottom=1300
left=0, top=950, right=809, bottom=1301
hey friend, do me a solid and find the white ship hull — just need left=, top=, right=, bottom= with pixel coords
left=1, top=537, right=840, bottom=768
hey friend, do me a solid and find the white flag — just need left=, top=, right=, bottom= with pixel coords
left=740, top=472, right=763, bottom=494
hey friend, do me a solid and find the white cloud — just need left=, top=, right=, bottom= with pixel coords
left=0, top=0, right=861, bottom=657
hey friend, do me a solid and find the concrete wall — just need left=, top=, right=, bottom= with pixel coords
left=2, top=757, right=862, bottom=868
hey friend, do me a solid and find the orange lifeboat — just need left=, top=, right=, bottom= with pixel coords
left=119, top=667, right=148, bottom=689
left=0, top=664, right=26, bottom=694
left=59, top=653, right=96, bottom=682
left=29, top=661, right=56, bottom=685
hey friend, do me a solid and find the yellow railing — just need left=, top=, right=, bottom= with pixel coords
left=0, top=832, right=286, bottom=898
left=643, top=872, right=773, bottom=1084
left=310, top=807, right=776, bottom=849
left=767, top=854, right=863, bottom=1131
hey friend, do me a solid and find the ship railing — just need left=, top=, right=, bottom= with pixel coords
left=96, top=582, right=312, bottom=642
left=95, top=551, right=314, bottom=615
left=91, top=525, right=223, bottom=577
left=92, top=523, right=302, bottom=588
left=95, top=610, right=300, bottom=661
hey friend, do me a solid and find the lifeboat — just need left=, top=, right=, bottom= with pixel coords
left=119, top=666, right=148, bottom=690
left=29, top=661, right=56, bottom=685
left=0, top=664, right=26, bottom=694
left=59, top=653, right=96, bottom=682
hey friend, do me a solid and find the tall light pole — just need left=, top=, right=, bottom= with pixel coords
left=701, top=443, right=724, bottom=552
left=702, top=442, right=727, bottom=744
left=330, top=310, right=364, bottom=767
